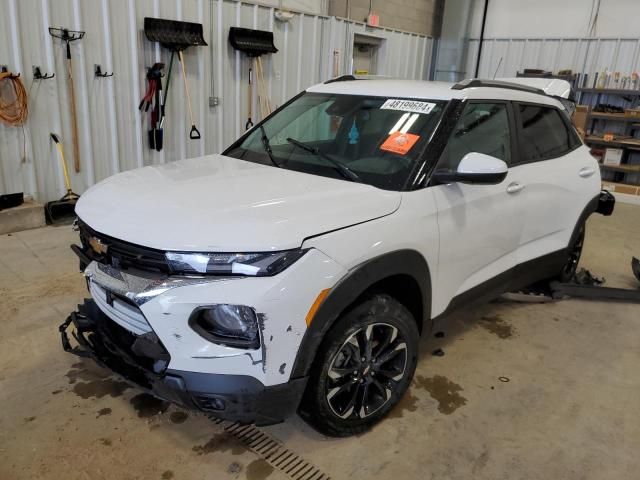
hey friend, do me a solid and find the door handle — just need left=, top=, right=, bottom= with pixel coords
left=506, top=182, right=525, bottom=194
left=579, top=167, right=596, bottom=178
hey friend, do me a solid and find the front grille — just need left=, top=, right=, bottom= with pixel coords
left=75, top=299, right=170, bottom=381
left=89, top=281, right=153, bottom=335
left=77, top=219, right=171, bottom=274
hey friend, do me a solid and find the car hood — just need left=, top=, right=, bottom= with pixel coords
left=76, top=154, right=401, bottom=252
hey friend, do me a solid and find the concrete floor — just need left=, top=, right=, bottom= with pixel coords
left=1, top=204, right=639, bottom=480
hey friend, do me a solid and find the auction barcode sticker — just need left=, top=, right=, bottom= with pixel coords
left=380, top=99, right=436, bottom=114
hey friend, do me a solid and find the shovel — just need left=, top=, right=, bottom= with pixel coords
left=45, top=134, right=80, bottom=225
left=144, top=17, right=207, bottom=141
left=228, top=27, right=278, bottom=129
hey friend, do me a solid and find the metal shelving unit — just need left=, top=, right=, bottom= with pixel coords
left=587, top=113, right=640, bottom=122
left=577, top=87, right=640, bottom=96
left=579, top=88, right=640, bottom=195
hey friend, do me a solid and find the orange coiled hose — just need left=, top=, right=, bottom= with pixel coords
left=0, top=71, right=28, bottom=126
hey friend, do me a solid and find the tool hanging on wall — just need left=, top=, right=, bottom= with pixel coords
left=162, top=52, right=175, bottom=120
left=254, top=56, right=271, bottom=118
left=246, top=65, right=254, bottom=130
left=178, top=50, right=199, bottom=139
left=139, top=62, right=165, bottom=150
left=144, top=17, right=207, bottom=141
left=49, top=27, right=85, bottom=173
left=45, top=134, right=80, bottom=225
left=0, top=67, right=28, bottom=126
left=228, top=27, right=278, bottom=130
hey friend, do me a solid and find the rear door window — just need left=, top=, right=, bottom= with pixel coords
left=516, top=104, right=577, bottom=162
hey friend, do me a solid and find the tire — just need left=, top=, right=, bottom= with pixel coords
left=299, top=293, right=419, bottom=437
left=558, top=222, right=585, bottom=283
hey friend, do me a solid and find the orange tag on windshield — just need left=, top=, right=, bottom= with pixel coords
left=380, top=132, right=420, bottom=155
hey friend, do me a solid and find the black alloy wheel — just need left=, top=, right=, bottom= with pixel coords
left=300, top=294, right=419, bottom=437
left=326, top=323, right=407, bottom=419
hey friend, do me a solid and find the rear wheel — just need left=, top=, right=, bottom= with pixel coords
left=300, top=294, right=419, bottom=437
left=559, top=223, right=585, bottom=282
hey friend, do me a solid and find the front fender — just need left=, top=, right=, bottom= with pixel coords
left=290, top=249, right=432, bottom=379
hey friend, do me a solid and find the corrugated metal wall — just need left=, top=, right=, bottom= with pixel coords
left=0, top=0, right=434, bottom=202
left=467, top=37, right=640, bottom=81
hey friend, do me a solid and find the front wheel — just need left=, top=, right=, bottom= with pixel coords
left=300, top=294, right=419, bottom=437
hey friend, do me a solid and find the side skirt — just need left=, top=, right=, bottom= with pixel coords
left=434, top=248, right=567, bottom=321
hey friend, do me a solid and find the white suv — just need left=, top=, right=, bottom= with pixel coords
left=62, top=77, right=613, bottom=437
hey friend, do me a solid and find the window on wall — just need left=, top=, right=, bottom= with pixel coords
left=517, top=104, right=576, bottom=162
left=438, top=102, right=512, bottom=171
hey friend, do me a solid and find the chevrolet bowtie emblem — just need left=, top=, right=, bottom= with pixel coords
left=88, top=236, right=109, bottom=255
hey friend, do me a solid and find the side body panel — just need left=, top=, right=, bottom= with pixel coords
left=430, top=171, right=525, bottom=316
left=513, top=145, right=601, bottom=264
left=303, top=189, right=440, bottom=315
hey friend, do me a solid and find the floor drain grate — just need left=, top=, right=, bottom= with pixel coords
left=208, top=416, right=330, bottom=479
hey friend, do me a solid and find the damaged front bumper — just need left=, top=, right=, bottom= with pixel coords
left=60, top=299, right=307, bottom=426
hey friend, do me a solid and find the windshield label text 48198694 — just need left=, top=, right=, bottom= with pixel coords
left=380, top=99, right=436, bottom=114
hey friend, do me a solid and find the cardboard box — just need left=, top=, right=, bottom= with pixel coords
left=603, top=148, right=623, bottom=165
left=602, top=182, right=640, bottom=196
left=572, top=105, right=589, bottom=140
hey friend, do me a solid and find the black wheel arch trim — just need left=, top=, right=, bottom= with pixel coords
left=290, top=249, right=431, bottom=379
left=569, top=193, right=599, bottom=248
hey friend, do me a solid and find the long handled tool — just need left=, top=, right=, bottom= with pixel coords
left=246, top=66, right=254, bottom=130
left=49, top=27, right=84, bottom=173
left=139, top=62, right=165, bottom=150
left=45, top=134, right=80, bottom=225
left=178, top=50, right=200, bottom=139
left=144, top=17, right=207, bottom=142
left=254, top=56, right=272, bottom=118
left=161, top=52, right=175, bottom=129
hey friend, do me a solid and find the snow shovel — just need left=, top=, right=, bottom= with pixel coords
left=144, top=17, right=207, bottom=140
left=45, top=134, right=80, bottom=225
left=229, top=27, right=278, bottom=130
left=228, top=27, right=278, bottom=57
left=144, top=17, right=207, bottom=51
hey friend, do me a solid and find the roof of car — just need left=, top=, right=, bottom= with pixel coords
left=306, top=77, right=564, bottom=109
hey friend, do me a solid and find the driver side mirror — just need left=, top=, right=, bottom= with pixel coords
left=432, top=152, right=508, bottom=185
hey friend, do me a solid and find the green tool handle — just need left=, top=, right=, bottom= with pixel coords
left=162, top=51, right=175, bottom=109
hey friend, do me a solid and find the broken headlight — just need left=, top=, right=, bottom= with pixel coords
left=165, top=249, right=307, bottom=276
left=190, top=305, right=259, bottom=349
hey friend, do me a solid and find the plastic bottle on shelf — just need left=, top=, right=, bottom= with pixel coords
left=598, top=68, right=607, bottom=89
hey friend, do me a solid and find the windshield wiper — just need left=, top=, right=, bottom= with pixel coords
left=286, top=137, right=361, bottom=183
left=260, top=125, right=280, bottom=168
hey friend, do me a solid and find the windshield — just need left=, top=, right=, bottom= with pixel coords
left=224, top=93, right=446, bottom=190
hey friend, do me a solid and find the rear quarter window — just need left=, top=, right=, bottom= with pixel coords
left=517, top=104, right=579, bottom=163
